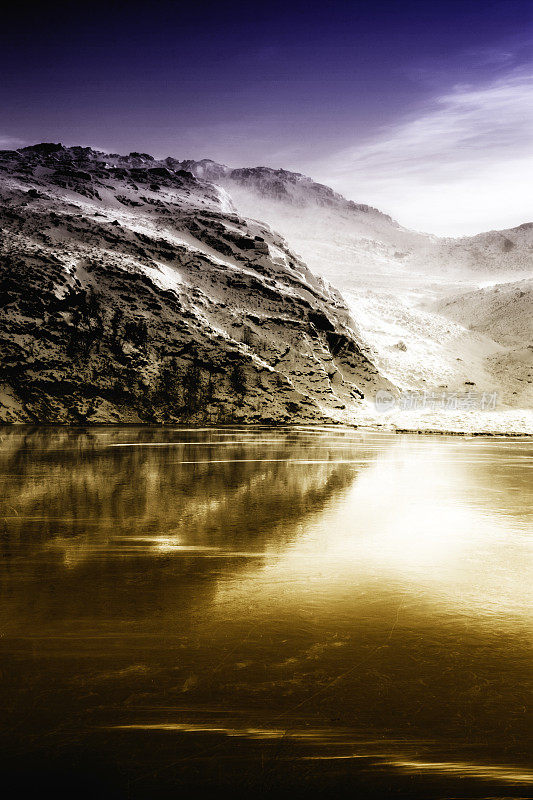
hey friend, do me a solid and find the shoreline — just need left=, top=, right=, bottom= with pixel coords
left=1, top=421, right=532, bottom=438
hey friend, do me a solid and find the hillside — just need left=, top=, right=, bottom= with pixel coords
left=0, top=144, right=390, bottom=424
left=437, top=278, right=533, bottom=347
left=174, top=159, right=532, bottom=422
left=175, top=160, right=533, bottom=285
left=435, top=279, right=533, bottom=409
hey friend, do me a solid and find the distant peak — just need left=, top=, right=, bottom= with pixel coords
left=20, top=142, right=64, bottom=154
left=176, top=159, right=231, bottom=181
left=128, top=152, right=154, bottom=161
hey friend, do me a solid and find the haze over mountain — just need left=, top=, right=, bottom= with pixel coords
left=177, top=158, right=533, bottom=283
left=0, top=143, right=531, bottom=431
left=178, top=158, right=533, bottom=416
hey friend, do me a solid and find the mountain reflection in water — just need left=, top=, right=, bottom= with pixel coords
left=0, top=426, right=531, bottom=799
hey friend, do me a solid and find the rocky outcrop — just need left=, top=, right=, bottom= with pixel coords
left=0, top=144, right=390, bottom=424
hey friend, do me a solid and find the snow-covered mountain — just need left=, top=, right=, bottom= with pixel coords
left=173, top=160, right=533, bottom=284
left=0, top=143, right=531, bottom=430
left=173, top=159, right=532, bottom=423
left=0, top=144, right=391, bottom=424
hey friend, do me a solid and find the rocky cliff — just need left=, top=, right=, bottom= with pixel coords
left=0, top=144, right=389, bottom=423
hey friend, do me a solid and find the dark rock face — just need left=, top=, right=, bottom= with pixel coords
left=20, top=142, right=64, bottom=155
left=0, top=144, right=389, bottom=423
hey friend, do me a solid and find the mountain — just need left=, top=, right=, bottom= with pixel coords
left=173, top=159, right=532, bottom=418
left=437, top=278, right=533, bottom=348
left=435, top=279, right=533, bottom=409
left=173, top=160, right=428, bottom=289
left=177, top=160, right=391, bottom=219
left=172, top=160, right=533, bottom=286
left=0, top=143, right=531, bottom=431
left=0, top=144, right=391, bottom=424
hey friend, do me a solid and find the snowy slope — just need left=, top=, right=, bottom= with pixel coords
left=173, top=160, right=532, bottom=428
left=176, top=161, right=533, bottom=282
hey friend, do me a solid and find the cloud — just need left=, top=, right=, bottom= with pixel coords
left=311, top=68, right=533, bottom=236
left=0, top=135, right=24, bottom=149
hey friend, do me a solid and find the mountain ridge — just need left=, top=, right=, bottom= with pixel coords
left=0, top=141, right=391, bottom=424
left=168, top=153, right=533, bottom=284
left=1, top=142, right=531, bottom=431
left=11, top=143, right=532, bottom=244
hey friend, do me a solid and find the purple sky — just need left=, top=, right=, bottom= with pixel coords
left=1, top=0, right=532, bottom=233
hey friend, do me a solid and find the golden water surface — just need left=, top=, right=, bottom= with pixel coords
left=0, top=426, right=531, bottom=798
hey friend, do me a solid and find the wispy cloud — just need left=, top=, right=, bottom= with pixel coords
left=312, top=68, right=533, bottom=235
left=0, top=135, right=24, bottom=149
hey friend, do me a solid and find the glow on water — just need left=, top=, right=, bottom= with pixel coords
left=0, top=427, right=531, bottom=796
left=210, top=440, right=532, bottom=616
